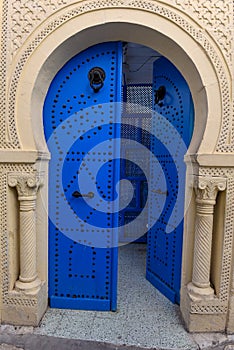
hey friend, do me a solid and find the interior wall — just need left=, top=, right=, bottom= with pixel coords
left=123, top=42, right=161, bottom=84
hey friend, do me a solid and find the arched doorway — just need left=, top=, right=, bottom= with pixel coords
left=10, top=5, right=228, bottom=331
left=43, top=41, right=194, bottom=310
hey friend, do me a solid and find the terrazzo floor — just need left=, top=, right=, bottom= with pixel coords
left=35, top=244, right=198, bottom=349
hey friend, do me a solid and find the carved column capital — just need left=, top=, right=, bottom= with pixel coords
left=8, top=172, right=43, bottom=200
left=194, top=176, right=226, bottom=203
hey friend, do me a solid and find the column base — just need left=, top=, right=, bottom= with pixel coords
left=1, top=281, right=47, bottom=326
left=15, top=277, right=41, bottom=295
left=187, top=282, right=214, bottom=301
left=226, top=293, right=234, bottom=333
left=180, top=286, right=226, bottom=332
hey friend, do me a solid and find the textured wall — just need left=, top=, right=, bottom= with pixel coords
left=0, top=0, right=232, bottom=150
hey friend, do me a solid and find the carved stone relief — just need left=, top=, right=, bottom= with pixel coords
left=10, top=0, right=69, bottom=59
left=8, top=0, right=233, bottom=62
left=195, top=177, right=227, bottom=202
left=8, top=173, right=42, bottom=199
left=0, top=0, right=231, bottom=151
left=174, top=0, right=232, bottom=64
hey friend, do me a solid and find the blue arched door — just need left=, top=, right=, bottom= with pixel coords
left=44, top=43, right=193, bottom=311
left=44, top=42, right=122, bottom=311
left=146, top=57, right=194, bottom=303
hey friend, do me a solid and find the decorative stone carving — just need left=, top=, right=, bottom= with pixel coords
left=195, top=177, right=226, bottom=202
left=8, top=173, right=42, bottom=199
left=174, top=0, right=232, bottom=64
left=8, top=0, right=233, bottom=63
left=0, top=0, right=231, bottom=150
left=8, top=172, right=43, bottom=294
left=11, top=0, right=69, bottom=59
left=188, top=176, right=227, bottom=300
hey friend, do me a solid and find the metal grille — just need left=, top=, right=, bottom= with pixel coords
left=124, top=84, right=152, bottom=114
left=119, top=84, right=152, bottom=243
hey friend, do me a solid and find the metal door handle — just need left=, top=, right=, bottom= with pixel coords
left=72, top=191, right=94, bottom=198
left=152, top=189, right=168, bottom=196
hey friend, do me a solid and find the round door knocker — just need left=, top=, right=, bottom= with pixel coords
left=88, top=67, right=106, bottom=93
left=154, top=85, right=166, bottom=105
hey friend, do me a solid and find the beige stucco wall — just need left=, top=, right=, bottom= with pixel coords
left=0, top=0, right=233, bottom=332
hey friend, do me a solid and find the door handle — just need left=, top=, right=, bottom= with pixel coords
left=72, top=191, right=94, bottom=198
left=152, top=189, right=168, bottom=196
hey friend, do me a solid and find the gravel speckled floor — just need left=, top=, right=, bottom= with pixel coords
left=35, top=244, right=198, bottom=349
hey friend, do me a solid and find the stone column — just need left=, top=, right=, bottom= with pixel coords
left=8, top=172, right=43, bottom=294
left=188, top=176, right=226, bottom=299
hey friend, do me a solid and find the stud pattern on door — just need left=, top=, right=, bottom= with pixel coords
left=43, top=42, right=122, bottom=310
left=146, top=57, right=194, bottom=303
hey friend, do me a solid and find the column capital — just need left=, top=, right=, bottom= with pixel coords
left=194, top=176, right=226, bottom=202
left=8, top=172, right=43, bottom=200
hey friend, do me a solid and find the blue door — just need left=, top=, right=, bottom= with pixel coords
left=146, top=57, right=194, bottom=303
left=44, top=42, right=122, bottom=311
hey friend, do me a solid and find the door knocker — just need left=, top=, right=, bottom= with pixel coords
left=154, top=85, right=166, bottom=105
left=88, top=67, right=106, bottom=93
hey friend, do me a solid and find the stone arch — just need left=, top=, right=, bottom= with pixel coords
left=10, top=5, right=227, bottom=157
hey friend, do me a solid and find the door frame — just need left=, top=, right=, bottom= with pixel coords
left=6, top=4, right=232, bottom=332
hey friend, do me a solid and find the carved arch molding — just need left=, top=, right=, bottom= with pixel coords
left=0, top=0, right=232, bottom=151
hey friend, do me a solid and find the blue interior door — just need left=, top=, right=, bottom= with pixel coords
left=146, top=57, right=194, bottom=303
left=44, top=42, right=122, bottom=311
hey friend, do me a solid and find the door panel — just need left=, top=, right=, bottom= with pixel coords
left=146, top=57, right=194, bottom=303
left=43, top=42, right=122, bottom=310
